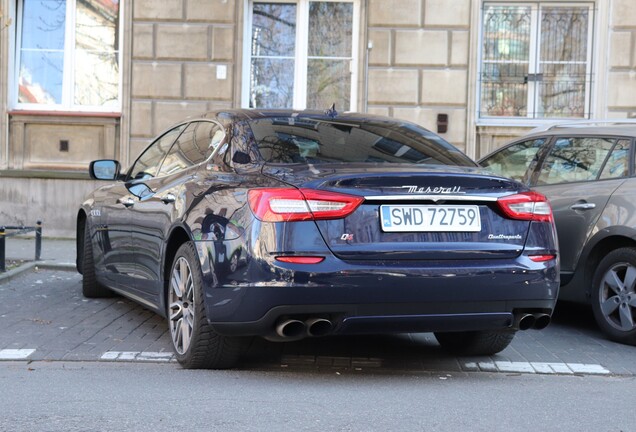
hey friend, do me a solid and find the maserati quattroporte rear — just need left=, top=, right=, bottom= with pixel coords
left=78, top=110, right=559, bottom=368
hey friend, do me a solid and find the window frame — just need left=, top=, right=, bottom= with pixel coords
left=532, top=134, right=634, bottom=186
left=477, top=1, right=595, bottom=123
left=479, top=137, right=548, bottom=184
left=157, top=120, right=227, bottom=177
left=241, top=0, right=360, bottom=111
left=127, top=124, right=188, bottom=182
left=11, top=0, right=124, bottom=113
left=127, top=120, right=228, bottom=181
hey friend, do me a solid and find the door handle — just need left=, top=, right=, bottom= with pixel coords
left=118, top=197, right=135, bottom=208
left=570, top=203, right=596, bottom=211
left=161, top=193, right=176, bottom=204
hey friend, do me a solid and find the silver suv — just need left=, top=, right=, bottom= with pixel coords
left=480, top=122, right=636, bottom=345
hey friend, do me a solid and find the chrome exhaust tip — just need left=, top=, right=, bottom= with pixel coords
left=275, top=319, right=306, bottom=338
left=517, top=313, right=536, bottom=331
left=306, top=318, right=333, bottom=337
left=533, top=313, right=551, bottom=330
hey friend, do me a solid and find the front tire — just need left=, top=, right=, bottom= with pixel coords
left=434, top=330, right=515, bottom=356
left=81, top=223, right=113, bottom=298
left=168, top=242, right=246, bottom=369
left=591, top=247, right=636, bottom=345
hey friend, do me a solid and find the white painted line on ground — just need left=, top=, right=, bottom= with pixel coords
left=0, top=349, right=36, bottom=360
left=567, top=363, right=611, bottom=375
left=100, top=351, right=120, bottom=360
left=462, top=361, right=611, bottom=375
left=547, top=363, right=574, bottom=374
left=137, top=352, right=173, bottom=362
left=530, top=362, right=555, bottom=374
left=477, top=361, right=498, bottom=372
left=100, top=351, right=174, bottom=362
left=496, top=361, right=535, bottom=373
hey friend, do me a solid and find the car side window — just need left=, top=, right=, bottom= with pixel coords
left=599, top=139, right=631, bottom=180
left=129, top=125, right=186, bottom=180
left=480, top=139, right=546, bottom=183
left=537, top=137, right=617, bottom=185
left=158, top=121, right=226, bottom=176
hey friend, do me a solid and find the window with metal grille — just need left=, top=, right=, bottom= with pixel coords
left=479, top=2, right=594, bottom=120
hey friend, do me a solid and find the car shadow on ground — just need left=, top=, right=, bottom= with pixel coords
left=550, top=300, right=599, bottom=332
left=242, top=332, right=463, bottom=371
left=239, top=302, right=612, bottom=370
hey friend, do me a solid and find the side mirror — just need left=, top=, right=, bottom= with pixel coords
left=89, top=160, right=121, bottom=180
left=232, top=151, right=252, bottom=165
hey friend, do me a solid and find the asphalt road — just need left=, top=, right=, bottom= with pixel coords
left=2, top=361, right=635, bottom=432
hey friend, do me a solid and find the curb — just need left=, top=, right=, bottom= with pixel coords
left=0, top=261, right=76, bottom=284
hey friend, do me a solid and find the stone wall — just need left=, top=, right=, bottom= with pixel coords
left=366, top=0, right=471, bottom=150
left=129, top=0, right=238, bottom=165
left=0, top=176, right=103, bottom=238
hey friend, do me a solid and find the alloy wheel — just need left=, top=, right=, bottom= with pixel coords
left=169, top=257, right=195, bottom=355
left=598, top=262, right=636, bottom=332
left=229, top=253, right=239, bottom=273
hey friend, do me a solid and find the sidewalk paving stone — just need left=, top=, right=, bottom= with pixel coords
left=2, top=267, right=636, bottom=375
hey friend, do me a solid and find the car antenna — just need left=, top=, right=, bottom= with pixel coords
left=325, top=103, right=338, bottom=118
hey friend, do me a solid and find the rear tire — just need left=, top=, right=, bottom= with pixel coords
left=81, top=224, right=114, bottom=298
left=434, top=330, right=515, bottom=356
left=168, top=242, right=246, bottom=369
left=228, top=250, right=240, bottom=273
left=591, top=247, right=636, bottom=345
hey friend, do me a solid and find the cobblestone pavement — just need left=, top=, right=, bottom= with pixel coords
left=2, top=269, right=635, bottom=375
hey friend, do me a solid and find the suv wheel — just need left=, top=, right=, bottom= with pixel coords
left=168, top=242, right=246, bottom=369
left=592, top=247, right=636, bottom=345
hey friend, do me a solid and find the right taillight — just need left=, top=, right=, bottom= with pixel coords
left=497, top=191, right=553, bottom=223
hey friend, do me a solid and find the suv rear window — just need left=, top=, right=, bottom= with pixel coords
left=244, top=117, right=476, bottom=167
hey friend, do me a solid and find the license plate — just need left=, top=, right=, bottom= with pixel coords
left=380, top=205, right=481, bottom=232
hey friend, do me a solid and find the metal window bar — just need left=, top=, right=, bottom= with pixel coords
left=480, top=3, right=594, bottom=119
left=0, top=221, right=42, bottom=272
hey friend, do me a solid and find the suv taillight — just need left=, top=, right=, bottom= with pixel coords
left=497, top=191, right=553, bottom=223
left=248, top=188, right=364, bottom=222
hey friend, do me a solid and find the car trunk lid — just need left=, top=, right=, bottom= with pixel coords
left=262, top=164, right=535, bottom=260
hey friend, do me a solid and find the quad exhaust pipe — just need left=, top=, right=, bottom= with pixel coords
left=516, top=313, right=551, bottom=330
left=276, top=319, right=306, bottom=338
left=517, top=313, right=535, bottom=330
left=533, top=313, right=551, bottom=330
left=275, top=317, right=334, bottom=339
left=306, top=318, right=333, bottom=336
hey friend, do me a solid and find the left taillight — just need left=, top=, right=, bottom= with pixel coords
left=248, top=188, right=364, bottom=222
left=497, top=191, right=553, bottom=223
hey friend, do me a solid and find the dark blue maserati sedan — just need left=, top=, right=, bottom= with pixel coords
left=77, top=109, right=559, bottom=369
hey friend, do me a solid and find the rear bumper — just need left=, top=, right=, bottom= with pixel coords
left=211, top=308, right=555, bottom=337
left=195, top=242, right=559, bottom=337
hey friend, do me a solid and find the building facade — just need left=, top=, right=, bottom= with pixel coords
left=1, top=0, right=635, bottom=237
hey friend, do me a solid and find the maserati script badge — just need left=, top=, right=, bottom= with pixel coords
left=401, top=185, right=464, bottom=194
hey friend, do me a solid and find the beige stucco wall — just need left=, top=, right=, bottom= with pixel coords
left=0, top=177, right=103, bottom=238
left=129, top=0, right=238, bottom=167
left=0, top=0, right=11, bottom=170
left=3, top=0, right=636, bottom=238
left=367, top=0, right=471, bottom=151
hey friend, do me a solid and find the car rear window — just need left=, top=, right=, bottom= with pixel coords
left=244, top=117, right=476, bottom=167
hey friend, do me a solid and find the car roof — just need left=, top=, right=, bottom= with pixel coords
left=522, top=125, right=636, bottom=140
left=198, top=108, right=410, bottom=124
